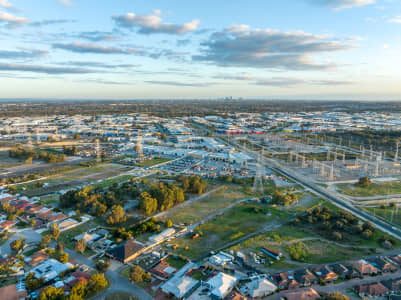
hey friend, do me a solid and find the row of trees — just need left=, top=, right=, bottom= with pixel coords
left=9, top=147, right=66, bottom=164
left=35, top=273, right=108, bottom=300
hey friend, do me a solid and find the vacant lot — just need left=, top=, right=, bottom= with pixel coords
left=15, top=163, right=132, bottom=196
left=58, top=219, right=100, bottom=256
left=135, top=157, right=171, bottom=167
left=337, top=180, right=401, bottom=197
left=171, top=202, right=289, bottom=259
left=165, top=185, right=251, bottom=225
left=230, top=223, right=378, bottom=271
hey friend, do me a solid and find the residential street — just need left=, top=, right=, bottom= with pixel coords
left=1, top=229, right=153, bottom=300
left=266, top=268, right=401, bottom=300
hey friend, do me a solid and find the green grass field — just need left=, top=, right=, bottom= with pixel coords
left=14, top=163, right=132, bottom=196
left=337, top=181, right=401, bottom=197
left=362, top=206, right=401, bottom=228
left=171, top=202, right=289, bottom=259
left=230, top=223, right=377, bottom=271
left=164, top=185, right=251, bottom=225
left=58, top=219, right=99, bottom=257
left=135, top=157, right=171, bottom=167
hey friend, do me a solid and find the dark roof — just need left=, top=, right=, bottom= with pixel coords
left=382, top=277, right=401, bottom=292
left=107, top=239, right=144, bottom=261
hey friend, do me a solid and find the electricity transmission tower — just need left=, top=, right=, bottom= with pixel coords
left=253, top=148, right=265, bottom=195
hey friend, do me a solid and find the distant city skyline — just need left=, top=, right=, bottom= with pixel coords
left=0, top=0, right=400, bottom=100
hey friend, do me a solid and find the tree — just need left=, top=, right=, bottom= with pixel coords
left=74, top=133, right=81, bottom=140
left=25, top=157, right=33, bottom=164
left=325, top=292, right=350, bottom=300
left=106, top=205, right=127, bottom=225
left=30, top=219, right=36, bottom=227
left=59, top=253, right=69, bottom=263
left=51, top=223, right=61, bottom=240
left=129, top=266, right=147, bottom=283
left=10, top=238, right=25, bottom=252
left=68, top=281, right=87, bottom=300
left=40, top=234, right=52, bottom=249
left=362, top=229, right=373, bottom=239
left=88, top=273, right=108, bottom=293
left=95, top=260, right=111, bottom=274
left=26, top=272, right=45, bottom=291
left=56, top=242, right=64, bottom=254
left=38, top=286, right=65, bottom=300
left=7, top=214, right=16, bottom=220
left=140, top=192, right=158, bottom=216
left=358, top=177, right=371, bottom=188
left=75, top=238, right=87, bottom=254
left=288, top=242, right=309, bottom=262
left=165, top=219, right=173, bottom=228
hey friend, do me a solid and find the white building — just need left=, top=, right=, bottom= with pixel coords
left=206, top=272, right=238, bottom=300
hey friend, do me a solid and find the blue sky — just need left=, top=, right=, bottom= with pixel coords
left=0, top=0, right=400, bottom=100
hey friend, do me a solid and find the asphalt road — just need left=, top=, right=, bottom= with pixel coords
left=0, top=228, right=42, bottom=256
left=221, top=130, right=401, bottom=242
left=65, top=246, right=153, bottom=300
left=272, top=164, right=401, bottom=241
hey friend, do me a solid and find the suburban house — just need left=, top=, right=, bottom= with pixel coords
left=354, top=282, right=390, bottom=298
left=150, top=260, right=177, bottom=279
left=330, top=263, right=360, bottom=279
left=106, top=239, right=146, bottom=263
left=271, top=272, right=300, bottom=290
left=242, top=277, right=277, bottom=298
left=381, top=277, right=401, bottom=293
left=281, top=287, right=321, bottom=300
left=312, top=265, right=338, bottom=283
left=367, top=257, right=398, bottom=273
left=0, top=284, right=27, bottom=300
left=350, top=259, right=379, bottom=276
left=294, top=269, right=318, bottom=287
left=206, top=272, right=238, bottom=300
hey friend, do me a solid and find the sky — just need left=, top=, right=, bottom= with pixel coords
left=0, top=0, right=400, bottom=100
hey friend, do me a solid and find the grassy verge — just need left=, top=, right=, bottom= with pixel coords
left=362, top=206, right=401, bottom=228
left=337, top=181, right=401, bottom=197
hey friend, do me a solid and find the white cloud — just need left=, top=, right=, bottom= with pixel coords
left=0, top=0, right=12, bottom=8
left=214, top=73, right=354, bottom=87
left=193, top=26, right=356, bottom=71
left=57, top=0, right=72, bottom=7
left=308, top=0, right=375, bottom=9
left=153, top=9, right=162, bottom=16
left=388, top=16, right=401, bottom=23
left=113, top=12, right=200, bottom=35
left=53, top=42, right=128, bottom=54
left=0, top=11, right=29, bottom=28
left=226, top=24, right=251, bottom=33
